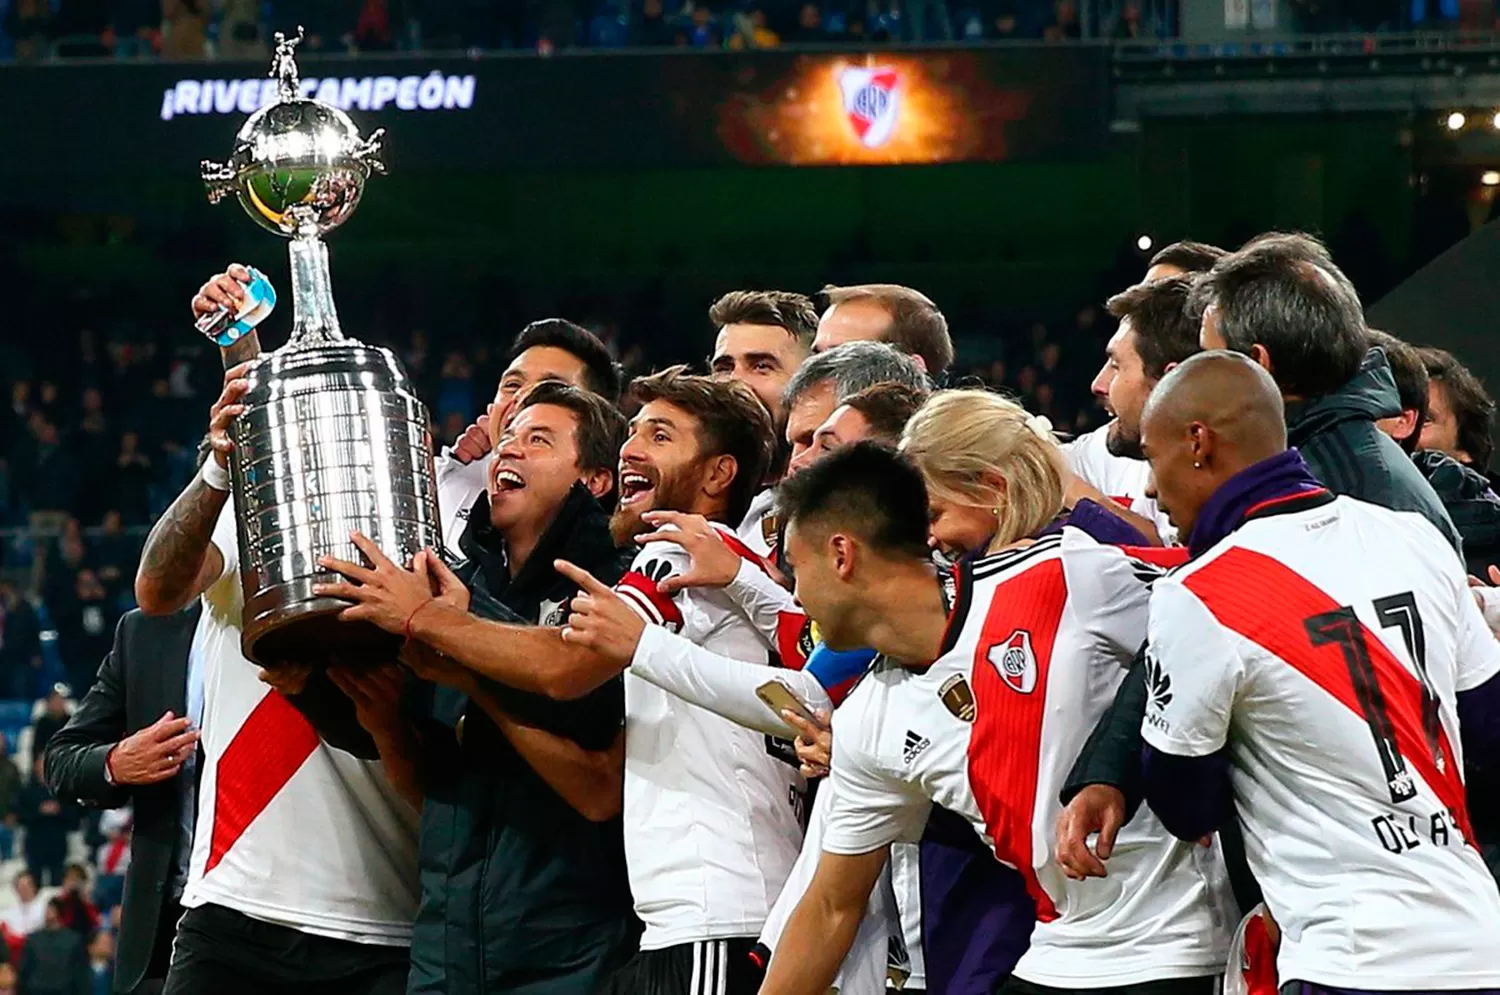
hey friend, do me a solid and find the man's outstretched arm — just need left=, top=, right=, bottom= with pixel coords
left=760, top=848, right=888, bottom=995
left=315, top=540, right=628, bottom=700
left=409, top=606, right=621, bottom=700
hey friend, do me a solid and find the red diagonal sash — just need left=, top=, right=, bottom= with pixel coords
left=968, top=557, right=1067, bottom=922
left=1182, top=547, right=1472, bottom=843
left=205, top=691, right=320, bottom=872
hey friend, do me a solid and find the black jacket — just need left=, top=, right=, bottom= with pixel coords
left=1287, top=349, right=1461, bottom=551
left=43, top=606, right=197, bottom=995
left=408, top=484, right=637, bottom=995
left=1064, top=350, right=1463, bottom=825
left=1413, top=449, right=1500, bottom=578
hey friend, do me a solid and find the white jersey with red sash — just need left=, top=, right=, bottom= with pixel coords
left=180, top=506, right=419, bottom=943
left=1143, top=491, right=1500, bottom=990
left=823, top=528, right=1233, bottom=986
left=615, top=525, right=806, bottom=951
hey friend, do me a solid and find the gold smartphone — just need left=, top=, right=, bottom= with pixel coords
left=756, top=679, right=819, bottom=726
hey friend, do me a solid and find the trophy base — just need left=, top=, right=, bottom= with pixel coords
left=242, top=583, right=402, bottom=670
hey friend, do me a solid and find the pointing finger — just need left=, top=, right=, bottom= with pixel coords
left=554, top=559, right=615, bottom=597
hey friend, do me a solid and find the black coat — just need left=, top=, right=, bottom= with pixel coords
left=43, top=606, right=197, bottom=995
left=408, top=483, right=637, bottom=995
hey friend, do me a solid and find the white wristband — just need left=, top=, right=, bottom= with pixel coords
left=200, top=458, right=231, bottom=492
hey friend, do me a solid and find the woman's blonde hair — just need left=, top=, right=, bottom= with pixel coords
left=899, top=389, right=1066, bottom=547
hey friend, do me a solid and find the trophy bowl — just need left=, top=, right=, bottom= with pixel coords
left=226, top=100, right=376, bottom=238
left=202, top=27, right=385, bottom=241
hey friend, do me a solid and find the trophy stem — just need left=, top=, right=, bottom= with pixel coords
left=286, top=233, right=346, bottom=348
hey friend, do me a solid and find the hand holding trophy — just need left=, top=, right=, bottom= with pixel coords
left=200, top=28, right=443, bottom=669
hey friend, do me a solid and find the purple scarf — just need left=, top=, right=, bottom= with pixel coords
left=1185, top=448, right=1326, bottom=558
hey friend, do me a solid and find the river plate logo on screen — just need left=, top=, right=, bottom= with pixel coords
left=837, top=66, right=900, bottom=149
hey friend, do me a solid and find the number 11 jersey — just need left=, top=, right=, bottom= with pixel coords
left=1143, top=490, right=1500, bottom=990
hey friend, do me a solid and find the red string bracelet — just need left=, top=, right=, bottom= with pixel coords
left=403, top=598, right=435, bottom=642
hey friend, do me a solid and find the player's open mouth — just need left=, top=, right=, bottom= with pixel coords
left=493, top=468, right=526, bottom=493
left=619, top=471, right=655, bottom=507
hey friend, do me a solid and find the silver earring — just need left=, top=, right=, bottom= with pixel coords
left=1193, top=461, right=1203, bottom=469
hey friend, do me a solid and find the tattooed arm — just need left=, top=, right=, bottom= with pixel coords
left=136, top=273, right=265, bottom=613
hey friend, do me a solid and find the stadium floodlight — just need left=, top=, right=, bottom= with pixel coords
left=1136, top=234, right=1154, bottom=252
left=1447, top=111, right=1468, bottom=131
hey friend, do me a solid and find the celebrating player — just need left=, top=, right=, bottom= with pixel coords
left=760, top=420, right=1231, bottom=995
left=1139, top=351, right=1500, bottom=992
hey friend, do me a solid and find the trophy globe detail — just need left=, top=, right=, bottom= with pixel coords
left=201, top=28, right=443, bottom=668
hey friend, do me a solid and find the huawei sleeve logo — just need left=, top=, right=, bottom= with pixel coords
left=641, top=558, right=675, bottom=585
left=1144, top=652, right=1173, bottom=712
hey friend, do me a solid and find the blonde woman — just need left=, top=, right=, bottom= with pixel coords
left=900, top=388, right=1148, bottom=559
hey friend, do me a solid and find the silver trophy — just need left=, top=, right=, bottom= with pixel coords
left=202, top=28, right=443, bottom=668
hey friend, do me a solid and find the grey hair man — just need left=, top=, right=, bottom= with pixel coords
left=737, top=341, right=932, bottom=559
left=782, top=342, right=932, bottom=470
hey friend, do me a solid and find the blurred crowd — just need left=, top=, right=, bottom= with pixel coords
left=0, top=688, right=130, bottom=995
left=0, top=0, right=1483, bottom=61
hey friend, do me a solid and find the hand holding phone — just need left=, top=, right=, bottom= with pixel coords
left=755, top=679, right=819, bottom=727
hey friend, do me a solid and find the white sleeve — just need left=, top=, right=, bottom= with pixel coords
left=629, top=625, right=833, bottom=738
left=435, top=451, right=491, bottom=551
left=614, top=542, right=696, bottom=634
left=1064, top=533, right=1154, bottom=665
left=1455, top=573, right=1500, bottom=692
left=1141, top=576, right=1245, bottom=758
left=724, top=559, right=801, bottom=654
left=822, top=709, right=931, bottom=855
left=210, top=502, right=239, bottom=583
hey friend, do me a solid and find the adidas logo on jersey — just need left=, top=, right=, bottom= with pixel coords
left=988, top=630, right=1037, bottom=694
left=902, top=730, right=930, bottom=764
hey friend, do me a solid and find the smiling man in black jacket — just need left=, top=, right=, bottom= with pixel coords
left=328, top=381, right=638, bottom=995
